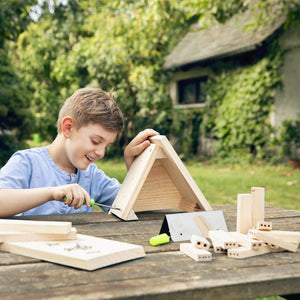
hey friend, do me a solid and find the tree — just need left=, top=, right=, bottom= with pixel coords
left=0, top=0, right=35, bottom=165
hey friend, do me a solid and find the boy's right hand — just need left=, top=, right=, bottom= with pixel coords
left=52, top=184, right=91, bottom=210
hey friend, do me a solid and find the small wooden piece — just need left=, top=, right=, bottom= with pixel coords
left=228, top=245, right=271, bottom=259
left=0, top=234, right=146, bottom=271
left=180, top=243, right=212, bottom=261
left=236, top=194, right=253, bottom=234
left=191, top=234, right=210, bottom=249
left=251, top=187, right=265, bottom=228
left=193, top=215, right=211, bottom=237
left=0, top=227, right=77, bottom=242
left=248, top=229, right=299, bottom=252
left=110, top=135, right=212, bottom=221
left=0, top=219, right=72, bottom=234
left=208, top=230, right=238, bottom=249
left=229, top=232, right=263, bottom=250
left=256, top=221, right=272, bottom=231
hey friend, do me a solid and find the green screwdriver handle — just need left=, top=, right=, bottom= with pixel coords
left=63, top=196, right=95, bottom=207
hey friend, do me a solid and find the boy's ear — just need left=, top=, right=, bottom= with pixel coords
left=61, top=116, right=74, bottom=138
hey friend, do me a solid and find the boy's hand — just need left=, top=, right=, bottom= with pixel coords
left=124, top=128, right=159, bottom=170
left=52, top=184, right=91, bottom=210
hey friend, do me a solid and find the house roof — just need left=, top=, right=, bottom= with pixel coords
left=164, top=9, right=285, bottom=70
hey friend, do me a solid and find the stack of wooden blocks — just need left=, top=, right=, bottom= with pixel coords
left=180, top=187, right=300, bottom=261
left=0, top=219, right=145, bottom=270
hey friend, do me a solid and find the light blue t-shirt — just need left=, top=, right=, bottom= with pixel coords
left=0, top=146, right=121, bottom=216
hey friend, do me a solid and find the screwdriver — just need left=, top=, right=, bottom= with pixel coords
left=63, top=197, right=121, bottom=211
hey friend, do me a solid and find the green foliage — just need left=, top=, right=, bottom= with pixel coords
left=278, top=114, right=300, bottom=159
left=202, top=43, right=283, bottom=163
left=0, top=0, right=35, bottom=165
left=4, top=0, right=298, bottom=165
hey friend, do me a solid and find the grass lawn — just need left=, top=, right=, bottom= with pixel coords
left=96, top=159, right=300, bottom=211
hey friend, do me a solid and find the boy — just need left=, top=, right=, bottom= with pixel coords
left=0, top=87, right=159, bottom=217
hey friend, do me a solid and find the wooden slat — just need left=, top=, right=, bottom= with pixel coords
left=0, top=219, right=72, bottom=234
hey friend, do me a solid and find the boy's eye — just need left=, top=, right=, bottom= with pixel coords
left=91, top=139, right=99, bottom=145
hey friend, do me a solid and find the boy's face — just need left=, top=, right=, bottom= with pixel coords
left=65, top=122, right=117, bottom=171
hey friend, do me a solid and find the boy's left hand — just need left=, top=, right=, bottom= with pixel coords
left=124, top=128, right=159, bottom=170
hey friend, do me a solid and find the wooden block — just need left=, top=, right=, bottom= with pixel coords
left=0, top=234, right=146, bottom=271
left=0, top=227, right=77, bottom=242
left=180, top=243, right=212, bottom=261
left=193, top=215, right=211, bottom=238
left=212, top=245, right=227, bottom=253
left=208, top=230, right=238, bottom=249
left=251, top=187, right=265, bottom=227
left=229, top=232, right=263, bottom=250
left=248, top=229, right=299, bottom=252
left=190, top=234, right=210, bottom=249
left=0, top=219, right=72, bottom=234
left=256, top=221, right=272, bottom=231
left=228, top=245, right=272, bottom=259
left=236, top=194, right=253, bottom=234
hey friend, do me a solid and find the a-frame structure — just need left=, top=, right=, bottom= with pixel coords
left=110, top=135, right=212, bottom=220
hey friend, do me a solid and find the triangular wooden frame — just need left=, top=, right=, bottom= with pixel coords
left=110, top=135, right=212, bottom=220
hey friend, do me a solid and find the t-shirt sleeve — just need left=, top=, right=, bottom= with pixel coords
left=0, top=152, right=31, bottom=189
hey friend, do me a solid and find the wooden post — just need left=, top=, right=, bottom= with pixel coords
left=236, top=194, right=253, bottom=234
left=251, top=187, right=265, bottom=228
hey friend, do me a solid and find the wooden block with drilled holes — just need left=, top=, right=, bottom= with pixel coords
left=190, top=234, right=210, bottom=250
left=208, top=230, right=238, bottom=250
left=228, top=232, right=263, bottom=250
left=248, top=229, right=299, bottom=252
left=180, top=243, right=212, bottom=261
left=256, top=221, right=272, bottom=231
left=228, top=245, right=272, bottom=259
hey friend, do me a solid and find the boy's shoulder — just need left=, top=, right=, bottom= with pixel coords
left=13, top=146, right=48, bottom=158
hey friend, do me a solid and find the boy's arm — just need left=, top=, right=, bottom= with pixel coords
left=124, top=129, right=159, bottom=171
left=0, top=184, right=92, bottom=218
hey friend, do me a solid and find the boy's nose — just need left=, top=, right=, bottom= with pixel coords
left=95, top=147, right=105, bottom=159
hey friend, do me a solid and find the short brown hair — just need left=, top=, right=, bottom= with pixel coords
left=57, top=87, right=124, bottom=133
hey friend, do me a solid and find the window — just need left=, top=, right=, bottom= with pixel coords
left=178, top=76, right=208, bottom=105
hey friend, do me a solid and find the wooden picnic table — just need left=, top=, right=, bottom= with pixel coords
left=0, top=205, right=299, bottom=300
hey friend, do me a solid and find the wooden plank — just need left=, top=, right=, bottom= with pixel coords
left=248, top=229, right=299, bottom=252
left=111, top=143, right=160, bottom=220
left=150, top=135, right=212, bottom=211
left=193, top=215, right=211, bottom=237
left=270, top=230, right=300, bottom=242
left=0, top=234, right=146, bottom=271
left=0, top=227, right=77, bottom=242
left=132, top=160, right=182, bottom=211
left=251, top=187, right=265, bottom=228
left=180, top=243, right=212, bottom=261
left=236, top=194, right=253, bottom=234
left=0, top=219, right=72, bottom=234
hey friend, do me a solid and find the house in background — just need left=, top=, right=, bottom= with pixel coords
left=164, top=8, right=300, bottom=155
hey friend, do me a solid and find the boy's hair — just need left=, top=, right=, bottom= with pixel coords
left=57, top=87, right=124, bottom=133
